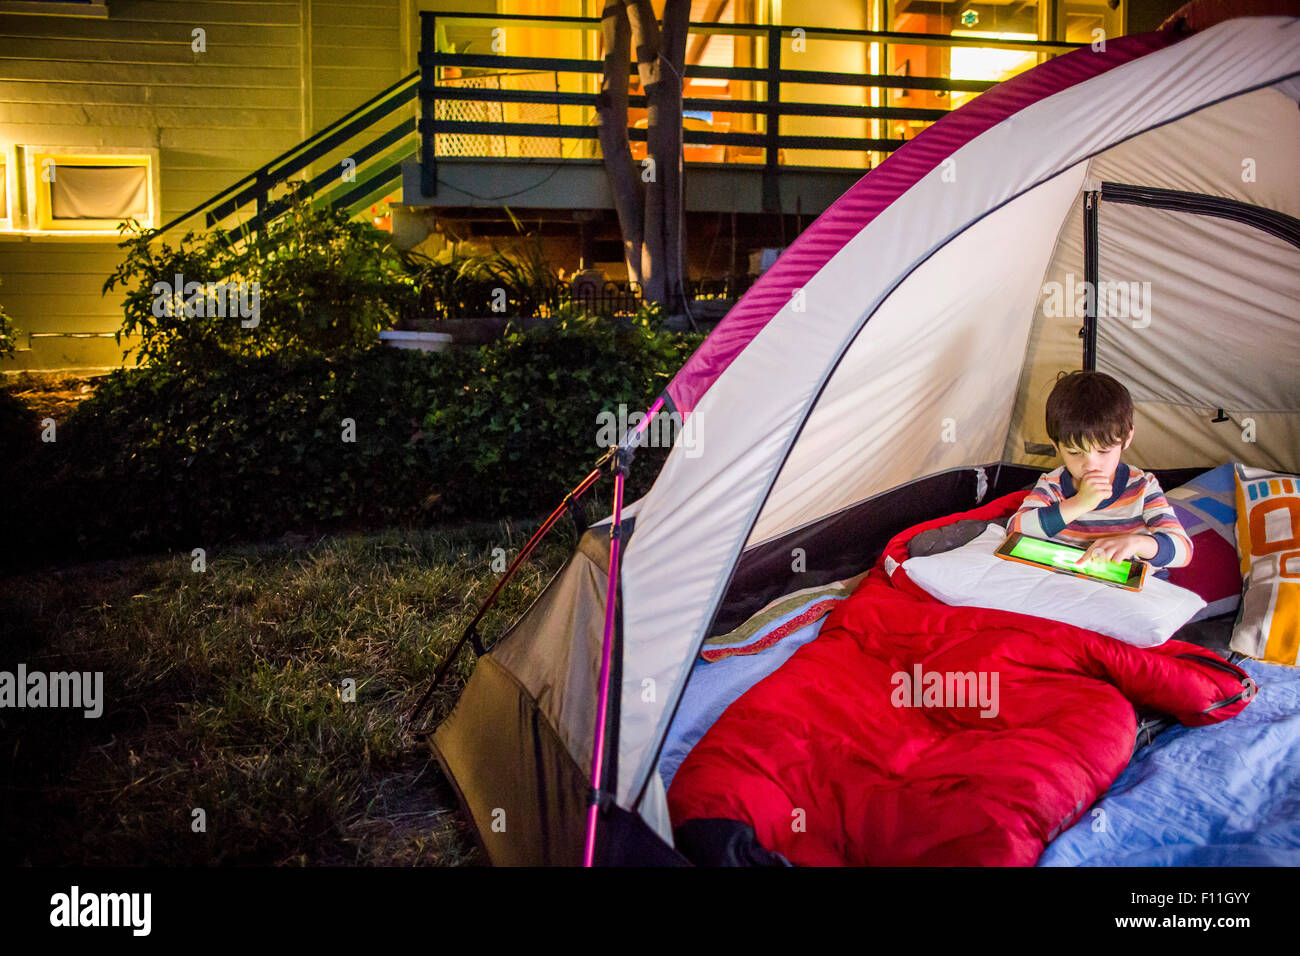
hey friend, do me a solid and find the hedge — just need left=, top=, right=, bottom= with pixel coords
left=1, top=317, right=704, bottom=570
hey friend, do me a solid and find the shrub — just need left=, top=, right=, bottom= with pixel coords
left=0, top=386, right=40, bottom=561
left=104, top=186, right=415, bottom=370
left=425, top=312, right=702, bottom=515
left=0, top=385, right=38, bottom=468
left=5, top=318, right=704, bottom=569
left=19, top=349, right=446, bottom=561
left=0, top=302, right=18, bottom=359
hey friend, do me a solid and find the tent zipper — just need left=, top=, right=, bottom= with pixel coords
left=1081, top=187, right=1100, bottom=370
left=1100, top=182, right=1300, bottom=250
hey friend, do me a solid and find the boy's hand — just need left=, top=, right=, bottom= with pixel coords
left=1070, top=469, right=1112, bottom=513
left=1075, top=533, right=1157, bottom=566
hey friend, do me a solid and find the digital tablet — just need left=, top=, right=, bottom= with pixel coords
left=994, top=532, right=1147, bottom=591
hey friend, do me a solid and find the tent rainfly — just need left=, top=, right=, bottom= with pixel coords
left=425, top=2, right=1300, bottom=865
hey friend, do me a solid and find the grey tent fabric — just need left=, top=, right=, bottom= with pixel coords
left=433, top=525, right=615, bottom=865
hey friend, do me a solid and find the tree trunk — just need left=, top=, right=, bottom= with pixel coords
left=595, top=1, right=644, bottom=286
left=596, top=0, right=689, bottom=310
left=654, top=0, right=690, bottom=310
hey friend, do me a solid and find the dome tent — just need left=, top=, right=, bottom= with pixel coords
left=428, top=4, right=1300, bottom=866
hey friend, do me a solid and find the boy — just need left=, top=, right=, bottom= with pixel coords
left=1007, top=370, right=1193, bottom=573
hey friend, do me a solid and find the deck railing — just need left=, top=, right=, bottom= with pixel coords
left=156, top=12, right=1084, bottom=241
left=420, top=11, right=1084, bottom=210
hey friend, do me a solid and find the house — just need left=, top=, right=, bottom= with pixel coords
left=0, top=0, right=1164, bottom=373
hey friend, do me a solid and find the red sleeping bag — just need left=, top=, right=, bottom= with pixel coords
left=667, top=491, right=1256, bottom=866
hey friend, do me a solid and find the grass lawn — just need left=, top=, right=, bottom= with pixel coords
left=0, top=507, right=596, bottom=866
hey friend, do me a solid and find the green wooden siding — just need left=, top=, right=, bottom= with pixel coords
left=0, top=0, right=410, bottom=371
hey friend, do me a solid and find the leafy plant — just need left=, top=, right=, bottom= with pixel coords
left=422, top=313, right=702, bottom=515
left=3, top=320, right=704, bottom=570
left=400, top=232, right=565, bottom=324
left=104, top=185, right=415, bottom=370
left=0, top=301, right=19, bottom=360
left=104, top=221, right=239, bottom=369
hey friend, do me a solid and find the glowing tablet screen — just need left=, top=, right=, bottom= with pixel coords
left=1008, top=535, right=1132, bottom=585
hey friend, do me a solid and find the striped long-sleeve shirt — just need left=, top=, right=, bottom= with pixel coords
left=1006, top=462, right=1193, bottom=568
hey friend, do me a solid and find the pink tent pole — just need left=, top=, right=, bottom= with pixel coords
left=413, top=396, right=667, bottom=736
left=640, top=395, right=666, bottom=428
left=582, top=396, right=661, bottom=866
left=582, top=453, right=626, bottom=867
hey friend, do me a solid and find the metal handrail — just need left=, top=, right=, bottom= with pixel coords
left=155, top=70, right=421, bottom=237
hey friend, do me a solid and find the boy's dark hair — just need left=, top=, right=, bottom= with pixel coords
left=1045, top=370, right=1133, bottom=450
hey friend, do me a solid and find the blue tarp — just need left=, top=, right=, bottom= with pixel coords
left=1039, top=658, right=1300, bottom=866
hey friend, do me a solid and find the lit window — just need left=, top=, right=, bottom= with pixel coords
left=26, top=151, right=155, bottom=232
left=688, top=0, right=734, bottom=90
left=948, top=32, right=1040, bottom=109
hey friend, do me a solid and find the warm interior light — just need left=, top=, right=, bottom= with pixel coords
left=948, top=31, right=1039, bottom=82
left=947, top=31, right=1039, bottom=109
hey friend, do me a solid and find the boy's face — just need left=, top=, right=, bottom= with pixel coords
left=1055, top=427, right=1134, bottom=487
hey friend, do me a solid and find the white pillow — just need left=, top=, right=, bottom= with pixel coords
left=900, top=525, right=1206, bottom=648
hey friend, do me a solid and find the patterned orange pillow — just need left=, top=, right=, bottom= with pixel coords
left=1231, top=464, right=1300, bottom=665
